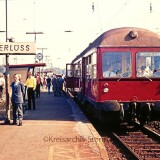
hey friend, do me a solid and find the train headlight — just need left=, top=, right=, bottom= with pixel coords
left=104, top=88, right=109, bottom=93
left=103, top=83, right=109, bottom=93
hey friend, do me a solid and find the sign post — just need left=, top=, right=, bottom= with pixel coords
left=0, top=42, right=36, bottom=124
left=36, top=53, right=43, bottom=76
left=5, top=54, right=10, bottom=124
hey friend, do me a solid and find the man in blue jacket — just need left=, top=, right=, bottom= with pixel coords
left=11, top=74, right=25, bottom=126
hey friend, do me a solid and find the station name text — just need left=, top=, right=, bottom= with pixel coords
left=0, top=44, right=30, bottom=52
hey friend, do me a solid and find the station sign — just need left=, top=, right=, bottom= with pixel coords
left=0, top=42, right=36, bottom=55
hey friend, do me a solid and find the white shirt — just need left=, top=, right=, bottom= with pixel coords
left=0, top=77, right=5, bottom=86
left=103, top=71, right=116, bottom=77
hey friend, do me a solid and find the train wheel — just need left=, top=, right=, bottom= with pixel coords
left=127, top=102, right=137, bottom=125
left=139, top=103, right=151, bottom=126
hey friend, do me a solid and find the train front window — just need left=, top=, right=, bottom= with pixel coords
left=136, top=52, right=160, bottom=78
left=102, top=52, right=131, bottom=78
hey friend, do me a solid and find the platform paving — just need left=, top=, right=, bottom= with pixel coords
left=0, top=90, right=108, bottom=160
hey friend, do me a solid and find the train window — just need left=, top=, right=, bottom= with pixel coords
left=85, top=57, right=89, bottom=78
left=102, top=52, right=132, bottom=78
left=85, top=57, right=88, bottom=65
left=92, top=53, right=97, bottom=78
left=75, top=62, right=81, bottom=77
left=84, top=53, right=97, bottom=79
left=66, top=65, right=74, bottom=77
left=136, top=52, right=160, bottom=78
left=92, top=64, right=97, bottom=78
left=88, top=55, right=92, bottom=64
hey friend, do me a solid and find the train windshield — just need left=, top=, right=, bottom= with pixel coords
left=102, top=52, right=131, bottom=78
left=136, top=52, right=160, bottom=78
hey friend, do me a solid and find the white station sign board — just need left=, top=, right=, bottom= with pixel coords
left=0, top=42, right=36, bottom=55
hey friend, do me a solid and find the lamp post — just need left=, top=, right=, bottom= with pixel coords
left=5, top=0, right=8, bottom=42
left=4, top=0, right=16, bottom=124
left=0, top=31, right=5, bottom=64
left=4, top=0, right=11, bottom=124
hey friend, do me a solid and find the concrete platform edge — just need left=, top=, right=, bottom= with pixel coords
left=67, top=96, right=109, bottom=160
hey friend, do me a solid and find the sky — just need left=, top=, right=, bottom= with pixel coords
left=0, top=0, right=160, bottom=69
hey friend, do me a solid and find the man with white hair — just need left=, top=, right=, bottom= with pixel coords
left=103, top=65, right=117, bottom=77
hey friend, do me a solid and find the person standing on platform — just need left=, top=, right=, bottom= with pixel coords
left=25, top=71, right=36, bottom=110
left=46, top=76, right=51, bottom=94
left=11, top=74, right=25, bottom=126
left=58, top=76, right=64, bottom=96
left=0, top=73, right=5, bottom=99
left=42, top=76, right=46, bottom=89
left=52, top=74, right=58, bottom=96
left=35, top=74, right=41, bottom=98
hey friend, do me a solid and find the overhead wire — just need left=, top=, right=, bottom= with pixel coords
left=91, top=0, right=132, bottom=34
left=107, top=0, right=132, bottom=26
left=91, top=0, right=102, bottom=35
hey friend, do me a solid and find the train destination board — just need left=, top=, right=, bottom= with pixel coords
left=0, top=42, right=36, bottom=55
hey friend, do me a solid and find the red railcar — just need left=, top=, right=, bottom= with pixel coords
left=66, top=27, right=160, bottom=126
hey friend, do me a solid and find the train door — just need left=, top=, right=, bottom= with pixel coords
left=83, top=53, right=97, bottom=98
left=66, top=64, right=81, bottom=92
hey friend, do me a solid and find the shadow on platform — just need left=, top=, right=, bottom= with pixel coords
left=0, top=92, right=87, bottom=123
left=23, top=92, right=77, bottom=121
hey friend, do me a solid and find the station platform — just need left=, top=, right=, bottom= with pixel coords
left=0, top=90, right=108, bottom=160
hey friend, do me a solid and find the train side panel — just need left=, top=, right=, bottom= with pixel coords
left=98, top=80, right=160, bottom=102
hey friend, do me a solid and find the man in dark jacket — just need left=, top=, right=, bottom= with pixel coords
left=11, top=74, right=25, bottom=126
left=46, top=76, right=51, bottom=94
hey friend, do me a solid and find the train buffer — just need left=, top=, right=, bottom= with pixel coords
left=0, top=90, right=109, bottom=160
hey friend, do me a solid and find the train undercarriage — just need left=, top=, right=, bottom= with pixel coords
left=74, top=93, right=160, bottom=127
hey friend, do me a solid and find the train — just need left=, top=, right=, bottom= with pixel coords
left=65, top=27, right=160, bottom=126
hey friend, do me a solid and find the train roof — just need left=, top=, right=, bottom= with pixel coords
left=72, top=27, right=160, bottom=62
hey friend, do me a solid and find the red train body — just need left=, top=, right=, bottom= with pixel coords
left=66, top=27, right=160, bottom=126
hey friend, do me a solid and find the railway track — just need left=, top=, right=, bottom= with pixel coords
left=83, top=112, right=160, bottom=159
left=146, top=121, right=160, bottom=135
left=70, top=92, right=160, bottom=159
left=109, top=123, right=160, bottom=160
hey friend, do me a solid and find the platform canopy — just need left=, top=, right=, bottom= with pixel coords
left=9, top=63, right=46, bottom=83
